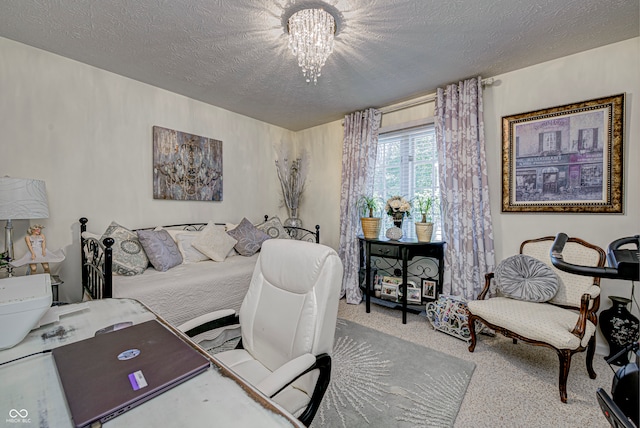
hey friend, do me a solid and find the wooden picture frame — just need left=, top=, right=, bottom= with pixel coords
left=502, top=94, right=624, bottom=213
left=422, top=279, right=437, bottom=300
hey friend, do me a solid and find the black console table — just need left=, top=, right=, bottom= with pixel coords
left=358, top=236, right=446, bottom=324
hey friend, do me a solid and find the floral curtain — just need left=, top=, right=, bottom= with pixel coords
left=338, top=108, right=382, bottom=304
left=435, top=77, right=495, bottom=300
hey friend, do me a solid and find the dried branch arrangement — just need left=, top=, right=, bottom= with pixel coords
left=275, top=147, right=309, bottom=212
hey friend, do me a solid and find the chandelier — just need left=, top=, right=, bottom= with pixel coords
left=287, top=8, right=336, bottom=84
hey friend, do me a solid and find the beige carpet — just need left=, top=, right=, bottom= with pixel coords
left=337, top=299, right=614, bottom=428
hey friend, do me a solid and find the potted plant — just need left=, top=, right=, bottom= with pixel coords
left=413, top=192, right=436, bottom=242
left=357, top=195, right=382, bottom=239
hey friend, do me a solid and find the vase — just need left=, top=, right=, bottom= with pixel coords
left=392, top=212, right=404, bottom=228
left=284, top=207, right=302, bottom=229
left=599, top=296, right=640, bottom=365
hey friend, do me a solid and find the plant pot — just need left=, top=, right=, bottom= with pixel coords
left=415, top=222, right=434, bottom=242
left=360, top=217, right=381, bottom=239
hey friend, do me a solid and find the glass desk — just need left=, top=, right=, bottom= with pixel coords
left=0, top=299, right=302, bottom=427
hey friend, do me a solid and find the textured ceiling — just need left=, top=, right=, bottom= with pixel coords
left=0, top=0, right=638, bottom=131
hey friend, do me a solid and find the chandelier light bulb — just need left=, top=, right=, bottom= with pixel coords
left=287, top=8, right=336, bottom=84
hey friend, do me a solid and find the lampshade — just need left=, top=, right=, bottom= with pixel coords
left=0, top=177, right=49, bottom=220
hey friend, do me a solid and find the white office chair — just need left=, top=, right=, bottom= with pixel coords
left=178, top=239, right=343, bottom=426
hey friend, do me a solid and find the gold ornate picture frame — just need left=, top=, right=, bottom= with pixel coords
left=502, top=94, right=624, bottom=213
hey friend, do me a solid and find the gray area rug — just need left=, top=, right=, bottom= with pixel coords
left=203, top=319, right=475, bottom=428
left=312, top=319, right=475, bottom=428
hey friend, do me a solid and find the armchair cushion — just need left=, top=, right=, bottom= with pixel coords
left=495, top=254, right=559, bottom=302
left=467, top=297, right=595, bottom=349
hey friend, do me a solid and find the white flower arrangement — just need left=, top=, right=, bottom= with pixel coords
left=385, top=196, right=411, bottom=218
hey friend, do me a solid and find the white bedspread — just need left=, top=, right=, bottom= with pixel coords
left=112, top=254, right=259, bottom=327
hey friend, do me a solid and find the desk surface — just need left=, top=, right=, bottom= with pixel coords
left=0, top=299, right=302, bottom=427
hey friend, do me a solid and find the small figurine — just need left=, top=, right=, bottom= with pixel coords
left=10, top=224, right=65, bottom=274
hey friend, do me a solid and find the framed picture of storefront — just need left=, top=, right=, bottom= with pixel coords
left=502, top=93, right=624, bottom=213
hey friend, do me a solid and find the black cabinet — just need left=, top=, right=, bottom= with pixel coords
left=358, top=236, right=446, bottom=324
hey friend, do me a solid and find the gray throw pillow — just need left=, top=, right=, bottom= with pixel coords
left=495, top=254, right=559, bottom=302
left=226, top=217, right=270, bottom=256
left=137, top=229, right=183, bottom=272
left=101, top=222, right=149, bottom=276
left=256, top=216, right=292, bottom=239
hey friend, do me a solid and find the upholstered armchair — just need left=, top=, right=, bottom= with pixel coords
left=178, top=239, right=343, bottom=426
left=467, top=236, right=606, bottom=403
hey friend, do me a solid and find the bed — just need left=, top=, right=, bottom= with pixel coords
left=79, top=216, right=319, bottom=326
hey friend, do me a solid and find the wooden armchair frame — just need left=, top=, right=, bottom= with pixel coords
left=467, top=236, right=606, bottom=403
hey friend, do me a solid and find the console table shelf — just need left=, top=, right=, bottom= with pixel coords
left=358, top=236, right=446, bottom=324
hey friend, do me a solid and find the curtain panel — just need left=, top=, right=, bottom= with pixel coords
left=435, top=77, right=495, bottom=300
left=338, top=108, right=382, bottom=304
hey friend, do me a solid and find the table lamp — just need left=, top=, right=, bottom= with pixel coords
left=0, top=177, right=49, bottom=275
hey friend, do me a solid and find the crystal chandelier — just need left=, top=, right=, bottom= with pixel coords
left=287, top=8, right=336, bottom=84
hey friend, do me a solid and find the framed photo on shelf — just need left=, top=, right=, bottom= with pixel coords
left=502, top=94, right=624, bottom=213
left=422, top=279, right=437, bottom=300
left=380, top=283, right=398, bottom=301
left=406, top=285, right=422, bottom=304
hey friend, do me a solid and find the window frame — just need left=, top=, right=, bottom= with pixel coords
left=372, top=118, right=442, bottom=240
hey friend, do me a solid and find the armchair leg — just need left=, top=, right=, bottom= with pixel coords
left=557, top=349, right=572, bottom=403
left=468, top=314, right=478, bottom=352
left=586, top=335, right=597, bottom=379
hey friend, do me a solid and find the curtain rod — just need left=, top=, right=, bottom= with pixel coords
left=378, top=77, right=495, bottom=115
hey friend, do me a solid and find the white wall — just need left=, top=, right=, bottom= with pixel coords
left=0, top=37, right=296, bottom=302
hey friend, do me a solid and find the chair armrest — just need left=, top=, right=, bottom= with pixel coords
left=570, top=293, right=595, bottom=339
left=177, top=309, right=237, bottom=334
left=586, top=285, right=601, bottom=299
left=256, top=353, right=317, bottom=397
left=477, top=273, right=494, bottom=300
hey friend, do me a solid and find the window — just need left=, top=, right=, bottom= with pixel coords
left=372, top=124, right=442, bottom=240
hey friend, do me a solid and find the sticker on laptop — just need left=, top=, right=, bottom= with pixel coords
left=128, top=370, right=148, bottom=391
left=117, top=349, right=140, bottom=361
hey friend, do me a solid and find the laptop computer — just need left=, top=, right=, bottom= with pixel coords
left=52, top=319, right=210, bottom=428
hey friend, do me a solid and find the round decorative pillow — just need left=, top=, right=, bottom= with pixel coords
left=494, top=254, right=559, bottom=302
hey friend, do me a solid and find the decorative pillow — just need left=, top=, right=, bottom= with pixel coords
left=101, top=222, right=149, bottom=276
left=226, top=217, right=270, bottom=256
left=193, top=223, right=238, bottom=262
left=137, top=229, right=182, bottom=272
left=495, top=254, right=559, bottom=302
left=174, top=232, right=209, bottom=263
left=256, top=216, right=291, bottom=239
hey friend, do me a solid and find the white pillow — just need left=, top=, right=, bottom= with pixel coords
left=174, top=231, right=209, bottom=263
left=193, top=223, right=238, bottom=262
left=81, top=231, right=102, bottom=241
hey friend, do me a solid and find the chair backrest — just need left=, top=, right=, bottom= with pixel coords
left=520, top=236, right=606, bottom=307
left=239, top=239, right=343, bottom=381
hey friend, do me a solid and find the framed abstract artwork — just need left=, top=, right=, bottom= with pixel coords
left=152, top=126, right=223, bottom=201
left=502, top=94, right=624, bottom=213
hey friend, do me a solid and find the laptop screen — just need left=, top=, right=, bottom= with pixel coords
left=52, top=320, right=209, bottom=428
